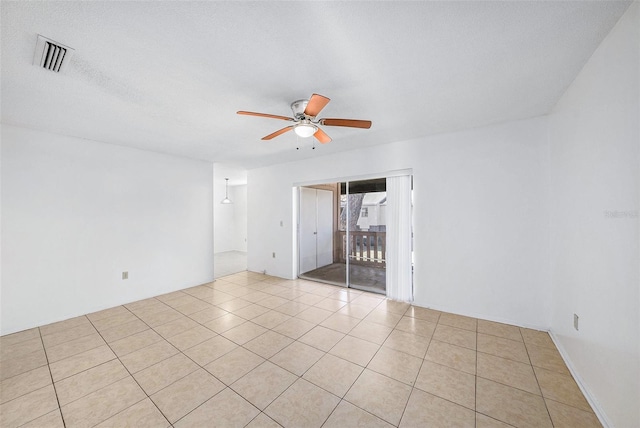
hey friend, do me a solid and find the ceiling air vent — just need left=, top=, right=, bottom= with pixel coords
left=33, top=35, right=74, bottom=73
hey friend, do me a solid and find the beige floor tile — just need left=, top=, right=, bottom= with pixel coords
left=0, top=366, right=51, bottom=405
left=415, top=360, right=476, bottom=410
left=119, top=340, right=179, bottom=373
left=203, top=313, right=247, bottom=333
left=351, top=294, right=384, bottom=309
left=433, top=324, right=477, bottom=350
left=477, top=353, right=540, bottom=395
left=134, top=353, right=198, bottom=395
left=0, top=384, right=58, bottom=428
left=294, top=293, right=326, bottom=306
left=273, top=301, right=311, bottom=317
left=46, top=332, right=106, bottom=363
left=174, top=388, right=259, bottom=428
left=151, top=369, right=225, bottom=423
left=188, top=306, right=229, bottom=324
left=0, top=348, right=48, bottom=381
left=425, top=340, right=476, bottom=375
left=330, top=289, right=363, bottom=303
left=439, top=313, right=478, bottom=332
left=349, top=321, right=393, bottom=345
left=218, top=298, right=253, bottom=312
left=39, top=316, right=91, bottom=337
left=42, top=323, right=98, bottom=348
left=526, top=343, right=570, bottom=375
left=257, top=295, right=290, bottom=310
left=296, top=306, right=333, bottom=324
left=0, top=328, right=40, bottom=348
left=231, top=361, right=298, bottom=410
left=320, top=313, right=361, bottom=334
left=109, top=329, right=162, bottom=357
left=364, top=308, right=403, bottom=328
left=478, top=320, right=522, bottom=342
left=545, top=398, right=602, bottom=428
left=400, top=388, right=475, bottom=427
left=376, top=300, right=411, bottom=316
left=476, top=412, right=514, bottom=428
left=222, top=322, right=268, bottom=345
left=337, top=303, right=374, bottom=319
left=156, top=291, right=190, bottom=304
left=99, top=319, right=149, bottom=343
left=152, top=316, right=199, bottom=339
left=395, top=316, right=437, bottom=338
left=55, top=359, right=129, bottom=405
left=329, top=335, right=380, bottom=367
left=205, top=346, right=265, bottom=384
left=21, top=408, right=65, bottom=428
left=404, top=305, right=441, bottom=322
left=234, top=304, right=272, bottom=320
left=183, top=335, right=238, bottom=365
left=368, top=346, right=422, bottom=386
left=91, top=311, right=138, bottom=331
left=272, top=317, right=316, bottom=339
left=303, top=354, right=363, bottom=397
left=520, top=328, right=555, bottom=349
left=382, top=329, right=430, bottom=358
left=173, top=299, right=213, bottom=315
left=0, top=337, right=43, bottom=362
left=241, top=291, right=271, bottom=304
left=251, top=311, right=292, bottom=329
left=265, top=378, right=339, bottom=428
left=533, top=366, right=591, bottom=411
left=245, top=412, right=282, bottom=428
left=138, top=308, right=183, bottom=327
left=323, top=400, right=393, bottom=428
left=244, top=331, right=293, bottom=359
left=477, top=333, right=529, bottom=364
left=166, top=325, right=217, bottom=350
left=270, top=341, right=324, bottom=376
left=314, top=298, right=347, bottom=312
left=298, top=326, right=345, bottom=352
left=61, top=377, right=145, bottom=428
left=49, top=344, right=116, bottom=381
left=344, top=369, right=412, bottom=426
left=476, top=377, right=552, bottom=428
left=94, top=398, right=170, bottom=428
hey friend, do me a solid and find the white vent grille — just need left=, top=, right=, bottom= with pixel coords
left=33, top=35, right=74, bottom=73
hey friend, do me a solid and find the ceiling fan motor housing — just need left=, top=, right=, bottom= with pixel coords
left=290, top=99, right=310, bottom=119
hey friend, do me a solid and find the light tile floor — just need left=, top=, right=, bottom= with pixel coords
left=0, top=272, right=602, bottom=427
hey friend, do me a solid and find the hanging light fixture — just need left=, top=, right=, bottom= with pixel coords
left=221, top=178, right=233, bottom=204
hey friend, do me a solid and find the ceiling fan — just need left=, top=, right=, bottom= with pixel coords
left=237, top=94, right=372, bottom=144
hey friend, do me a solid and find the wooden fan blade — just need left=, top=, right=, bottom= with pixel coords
left=262, top=126, right=294, bottom=140
left=237, top=111, right=293, bottom=121
left=320, top=118, right=372, bottom=129
left=304, top=94, right=330, bottom=117
left=314, top=128, right=332, bottom=144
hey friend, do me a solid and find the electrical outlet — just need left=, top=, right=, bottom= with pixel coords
left=122, top=271, right=128, bottom=280
left=272, top=252, right=276, bottom=258
left=573, top=313, right=579, bottom=331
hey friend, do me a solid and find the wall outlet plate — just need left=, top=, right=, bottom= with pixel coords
left=122, top=271, right=128, bottom=280
left=573, top=313, right=579, bottom=331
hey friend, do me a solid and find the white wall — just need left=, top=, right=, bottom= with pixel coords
left=548, top=3, right=639, bottom=427
left=248, top=117, right=551, bottom=329
left=1, top=125, right=214, bottom=335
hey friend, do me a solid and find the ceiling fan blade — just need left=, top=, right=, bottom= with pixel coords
left=314, top=128, right=332, bottom=144
left=304, top=94, right=330, bottom=117
left=320, top=118, right=372, bottom=129
left=262, top=126, right=294, bottom=140
left=237, top=111, right=293, bottom=121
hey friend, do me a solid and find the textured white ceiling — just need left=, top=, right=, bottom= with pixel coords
left=1, top=1, right=631, bottom=169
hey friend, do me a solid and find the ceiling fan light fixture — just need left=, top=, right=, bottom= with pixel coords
left=294, top=123, right=317, bottom=138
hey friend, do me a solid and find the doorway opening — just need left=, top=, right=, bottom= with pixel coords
left=298, top=177, right=391, bottom=295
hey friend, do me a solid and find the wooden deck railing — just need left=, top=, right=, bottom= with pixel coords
left=336, top=230, right=386, bottom=267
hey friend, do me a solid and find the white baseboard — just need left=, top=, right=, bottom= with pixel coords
left=548, top=330, right=612, bottom=428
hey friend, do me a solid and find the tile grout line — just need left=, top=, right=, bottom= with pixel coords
left=37, top=326, right=67, bottom=428
left=523, top=327, right=556, bottom=427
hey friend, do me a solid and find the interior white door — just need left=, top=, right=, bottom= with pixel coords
left=316, top=189, right=333, bottom=269
left=300, top=187, right=317, bottom=274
